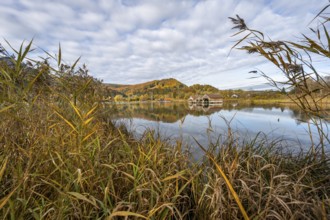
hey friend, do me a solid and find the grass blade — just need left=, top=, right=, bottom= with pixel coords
left=0, top=157, right=8, bottom=182
left=0, top=104, right=15, bottom=114
left=194, top=137, right=250, bottom=220
left=108, top=211, right=147, bottom=219
left=0, top=185, right=20, bottom=209
left=67, top=192, right=99, bottom=208
left=54, top=110, right=78, bottom=133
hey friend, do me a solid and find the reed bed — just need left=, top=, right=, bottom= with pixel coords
left=0, top=42, right=329, bottom=219
left=1, top=93, right=329, bottom=219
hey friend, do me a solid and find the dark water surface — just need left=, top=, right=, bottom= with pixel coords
left=111, top=102, right=330, bottom=157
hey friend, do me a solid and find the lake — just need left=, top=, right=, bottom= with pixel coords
left=110, top=102, right=330, bottom=158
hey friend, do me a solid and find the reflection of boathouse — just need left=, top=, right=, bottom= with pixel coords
left=189, top=103, right=223, bottom=113
left=188, top=94, right=223, bottom=105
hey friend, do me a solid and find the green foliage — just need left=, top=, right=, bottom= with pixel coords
left=189, top=84, right=219, bottom=94
left=114, top=94, right=124, bottom=102
left=107, top=78, right=189, bottom=101
left=107, top=79, right=291, bottom=102
left=0, top=40, right=41, bottom=103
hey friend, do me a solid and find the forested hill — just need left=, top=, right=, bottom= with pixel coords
left=104, top=78, right=221, bottom=101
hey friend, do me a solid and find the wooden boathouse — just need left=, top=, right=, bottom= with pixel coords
left=188, top=94, right=223, bottom=105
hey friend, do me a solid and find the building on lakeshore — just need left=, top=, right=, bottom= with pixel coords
left=231, top=94, right=239, bottom=98
left=188, top=95, right=202, bottom=104
left=188, top=94, right=223, bottom=105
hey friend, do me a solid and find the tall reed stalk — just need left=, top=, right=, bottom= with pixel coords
left=229, top=4, right=330, bottom=158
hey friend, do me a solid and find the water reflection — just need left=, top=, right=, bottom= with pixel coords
left=111, top=102, right=224, bottom=123
left=109, top=102, right=329, bottom=156
left=111, top=101, right=323, bottom=125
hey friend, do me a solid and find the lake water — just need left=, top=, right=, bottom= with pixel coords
left=111, top=102, right=330, bottom=158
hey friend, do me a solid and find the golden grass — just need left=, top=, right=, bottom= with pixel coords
left=0, top=98, right=329, bottom=219
left=0, top=41, right=329, bottom=219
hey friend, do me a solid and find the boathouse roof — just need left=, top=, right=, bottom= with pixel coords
left=202, top=94, right=223, bottom=99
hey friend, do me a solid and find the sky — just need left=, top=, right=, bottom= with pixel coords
left=0, top=0, right=329, bottom=89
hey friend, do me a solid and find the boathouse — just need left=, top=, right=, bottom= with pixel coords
left=202, top=94, right=223, bottom=104
left=188, top=95, right=201, bottom=103
left=188, top=94, right=223, bottom=105
left=188, top=95, right=197, bottom=103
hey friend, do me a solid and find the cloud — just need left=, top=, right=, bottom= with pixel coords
left=0, top=0, right=328, bottom=89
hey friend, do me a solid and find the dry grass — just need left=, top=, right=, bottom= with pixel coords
left=0, top=41, right=329, bottom=219
left=1, top=96, right=329, bottom=219
left=194, top=137, right=330, bottom=219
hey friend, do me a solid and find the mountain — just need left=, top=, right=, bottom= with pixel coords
left=105, top=78, right=221, bottom=101
left=106, top=78, right=186, bottom=94
left=189, top=84, right=219, bottom=93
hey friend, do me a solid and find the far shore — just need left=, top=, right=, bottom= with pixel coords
left=107, top=97, right=330, bottom=105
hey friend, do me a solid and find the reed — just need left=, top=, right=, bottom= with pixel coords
left=229, top=4, right=330, bottom=157
left=0, top=40, right=329, bottom=219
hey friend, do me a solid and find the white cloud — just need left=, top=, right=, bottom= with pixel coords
left=0, top=0, right=328, bottom=89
